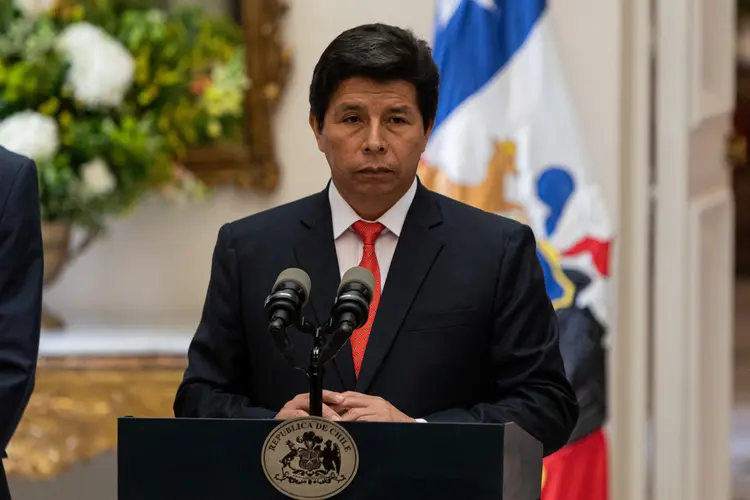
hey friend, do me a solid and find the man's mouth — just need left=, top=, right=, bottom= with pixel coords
left=357, top=166, right=393, bottom=174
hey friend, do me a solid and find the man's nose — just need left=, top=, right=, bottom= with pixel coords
left=363, top=123, right=387, bottom=153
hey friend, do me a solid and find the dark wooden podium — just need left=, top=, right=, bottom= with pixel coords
left=117, top=416, right=542, bottom=500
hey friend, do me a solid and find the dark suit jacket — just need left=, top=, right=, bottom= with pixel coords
left=174, top=179, right=578, bottom=455
left=0, top=147, right=44, bottom=499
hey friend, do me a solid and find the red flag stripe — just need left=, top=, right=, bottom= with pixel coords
left=561, top=237, right=612, bottom=277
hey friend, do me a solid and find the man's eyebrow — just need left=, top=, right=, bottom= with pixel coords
left=388, top=105, right=412, bottom=114
left=337, top=103, right=365, bottom=112
left=336, top=104, right=414, bottom=113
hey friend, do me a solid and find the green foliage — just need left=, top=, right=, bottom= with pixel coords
left=0, top=0, right=249, bottom=232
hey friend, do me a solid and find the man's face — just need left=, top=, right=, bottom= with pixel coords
left=310, top=77, right=433, bottom=202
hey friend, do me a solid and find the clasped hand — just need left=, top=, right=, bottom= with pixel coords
left=275, top=390, right=415, bottom=423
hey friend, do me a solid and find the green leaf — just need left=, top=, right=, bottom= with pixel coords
left=2, top=0, right=244, bottom=227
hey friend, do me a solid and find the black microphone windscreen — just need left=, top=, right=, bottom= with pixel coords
left=338, top=266, right=375, bottom=296
left=273, top=268, right=312, bottom=306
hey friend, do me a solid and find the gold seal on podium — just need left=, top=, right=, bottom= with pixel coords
left=261, top=416, right=359, bottom=499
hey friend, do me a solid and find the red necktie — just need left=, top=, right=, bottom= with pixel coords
left=350, top=220, right=385, bottom=377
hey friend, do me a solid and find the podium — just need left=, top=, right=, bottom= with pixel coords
left=117, top=416, right=543, bottom=500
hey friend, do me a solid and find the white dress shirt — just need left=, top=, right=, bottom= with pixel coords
left=328, top=177, right=417, bottom=288
left=328, top=177, right=426, bottom=422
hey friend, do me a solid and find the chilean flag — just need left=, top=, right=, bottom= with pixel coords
left=418, top=1, right=613, bottom=498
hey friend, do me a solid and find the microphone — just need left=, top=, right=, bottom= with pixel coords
left=309, top=268, right=373, bottom=418
left=331, top=266, right=375, bottom=332
left=320, top=267, right=375, bottom=365
left=264, top=268, right=312, bottom=345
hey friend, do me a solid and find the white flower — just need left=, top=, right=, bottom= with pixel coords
left=57, top=22, right=135, bottom=108
left=0, top=111, right=59, bottom=161
left=13, top=0, right=57, bottom=19
left=80, top=158, right=116, bottom=196
left=159, top=165, right=208, bottom=205
left=146, top=9, right=166, bottom=24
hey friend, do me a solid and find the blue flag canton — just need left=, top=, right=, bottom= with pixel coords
left=431, top=0, right=547, bottom=133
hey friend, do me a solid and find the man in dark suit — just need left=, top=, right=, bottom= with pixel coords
left=0, top=146, right=44, bottom=500
left=174, top=23, right=578, bottom=455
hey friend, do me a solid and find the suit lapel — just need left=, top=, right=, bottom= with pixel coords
left=293, top=189, right=356, bottom=390
left=355, top=183, right=444, bottom=393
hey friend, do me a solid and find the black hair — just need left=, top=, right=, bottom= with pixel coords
left=309, top=23, right=440, bottom=132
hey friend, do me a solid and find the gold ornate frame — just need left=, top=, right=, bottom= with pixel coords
left=183, top=0, right=291, bottom=192
left=5, top=356, right=187, bottom=478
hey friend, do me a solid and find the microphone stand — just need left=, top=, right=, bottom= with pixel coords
left=265, top=268, right=373, bottom=418
left=310, top=322, right=357, bottom=417
left=308, top=324, right=328, bottom=417
left=270, top=319, right=355, bottom=418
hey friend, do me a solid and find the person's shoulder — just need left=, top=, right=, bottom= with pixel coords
left=0, top=146, right=34, bottom=181
left=0, top=147, right=38, bottom=211
left=219, top=190, right=327, bottom=242
left=428, top=189, right=528, bottom=240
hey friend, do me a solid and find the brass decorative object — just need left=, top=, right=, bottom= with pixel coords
left=5, top=356, right=185, bottom=479
left=183, top=0, right=292, bottom=192
left=40, top=222, right=98, bottom=330
left=728, top=133, right=747, bottom=169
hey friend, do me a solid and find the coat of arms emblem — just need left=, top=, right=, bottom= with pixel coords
left=262, top=416, right=358, bottom=499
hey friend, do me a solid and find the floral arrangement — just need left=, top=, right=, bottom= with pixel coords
left=0, top=0, right=250, bottom=233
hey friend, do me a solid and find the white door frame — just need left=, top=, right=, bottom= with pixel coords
left=615, top=0, right=735, bottom=499
left=611, top=0, right=651, bottom=498
left=652, top=0, right=735, bottom=498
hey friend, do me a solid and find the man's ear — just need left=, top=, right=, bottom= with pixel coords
left=420, top=119, right=435, bottom=153
left=309, top=111, right=324, bottom=152
left=424, top=119, right=435, bottom=141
